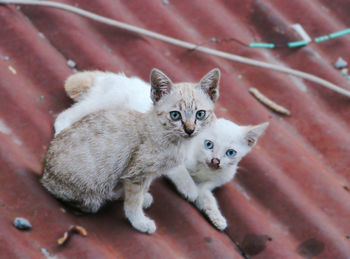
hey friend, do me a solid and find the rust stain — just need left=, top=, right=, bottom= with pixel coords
left=297, top=238, right=325, bottom=259
left=240, top=234, right=272, bottom=257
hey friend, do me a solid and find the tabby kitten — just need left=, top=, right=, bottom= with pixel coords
left=42, top=68, right=220, bottom=233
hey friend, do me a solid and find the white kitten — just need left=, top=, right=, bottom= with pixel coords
left=167, top=119, right=268, bottom=230
left=55, top=72, right=152, bottom=136
left=55, top=71, right=267, bottom=231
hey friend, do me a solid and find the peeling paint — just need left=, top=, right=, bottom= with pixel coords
left=0, top=119, right=12, bottom=135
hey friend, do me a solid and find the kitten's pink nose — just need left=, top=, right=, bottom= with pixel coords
left=211, top=158, right=220, bottom=168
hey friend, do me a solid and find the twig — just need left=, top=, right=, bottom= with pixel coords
left=57, top=225, right=87, bottom=246
left=1, top=0, right=350, bottom=98
left=249, top=88, right=291, bottom=116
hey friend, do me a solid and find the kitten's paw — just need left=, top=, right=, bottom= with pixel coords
left=181, top=186, right=198, bottom=202
left=142, top=192, right=153, bottom=209
left=210, top=214, right=227, bottom=231
left=130, top=217, right=156, bottom=234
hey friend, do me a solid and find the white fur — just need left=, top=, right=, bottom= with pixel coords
left=54, top=73, right=152, bottom=136
left=55, top=72, right=268, bottom=231
left=166, top=119, right=268, bottom=230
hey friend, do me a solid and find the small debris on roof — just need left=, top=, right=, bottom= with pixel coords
left=57, top=231, right=69, bottom=245
left=8, top=65, right=16, bottom=74
left=341, top=68, right=348, bottom=76
left=0, top=55, right=9, bottom=61
left=0, top=119, right=11, bottom=135
left=38, top=32, right=46, bottom=39
left=67, top=59, right=76, bottom=68
left=40, top=248, right=52, bottom=258
left=249, top=88, right=291, bottom=116
left=57, top=225, right=87, bottom=246
left=334, top=57, right=348, bottom=69
left=162, top=0, right=169, bottom=5
left=13, top=217, right=32, bottom=230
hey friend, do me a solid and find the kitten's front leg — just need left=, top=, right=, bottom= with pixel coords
left=142, top=192, right=153, bottom=209
left=142, top=177, right=154, bottom=209
left=166, top=164, right=198, bottom=202
left=123, top=179, right=156, bottom=234
left=195, top=187, right=227, bottom=231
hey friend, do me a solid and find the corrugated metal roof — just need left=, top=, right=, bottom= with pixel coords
left=0, top=0, right=349, bottom=258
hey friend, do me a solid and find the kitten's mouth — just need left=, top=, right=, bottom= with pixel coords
left=181, top=132, right=198, bottom=139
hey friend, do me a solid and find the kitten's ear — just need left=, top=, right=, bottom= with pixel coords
left=150, top=68, right=173, bottom=103
left=245, top=122, right=269, bottom=147
left=199, top=68, right=220, bottom=103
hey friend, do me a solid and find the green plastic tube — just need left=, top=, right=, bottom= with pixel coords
left=329, top=28, right=350, bottom=39
left=288, top=41, right=309, bottom=48
left=315, top=35, right=330, bottom=42
left=249, top=43, right=275, bottom=49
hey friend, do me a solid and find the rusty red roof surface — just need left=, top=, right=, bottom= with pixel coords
left=0, top=0, right=350, bottom=258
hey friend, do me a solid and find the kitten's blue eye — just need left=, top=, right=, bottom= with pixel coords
left=204, top=140, right=214, bottom=149
left=226, top=149, right=237, bottom=158
left=170, top=111, right=181, bottom=121
left=196, top=110, right=206, bottom=120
